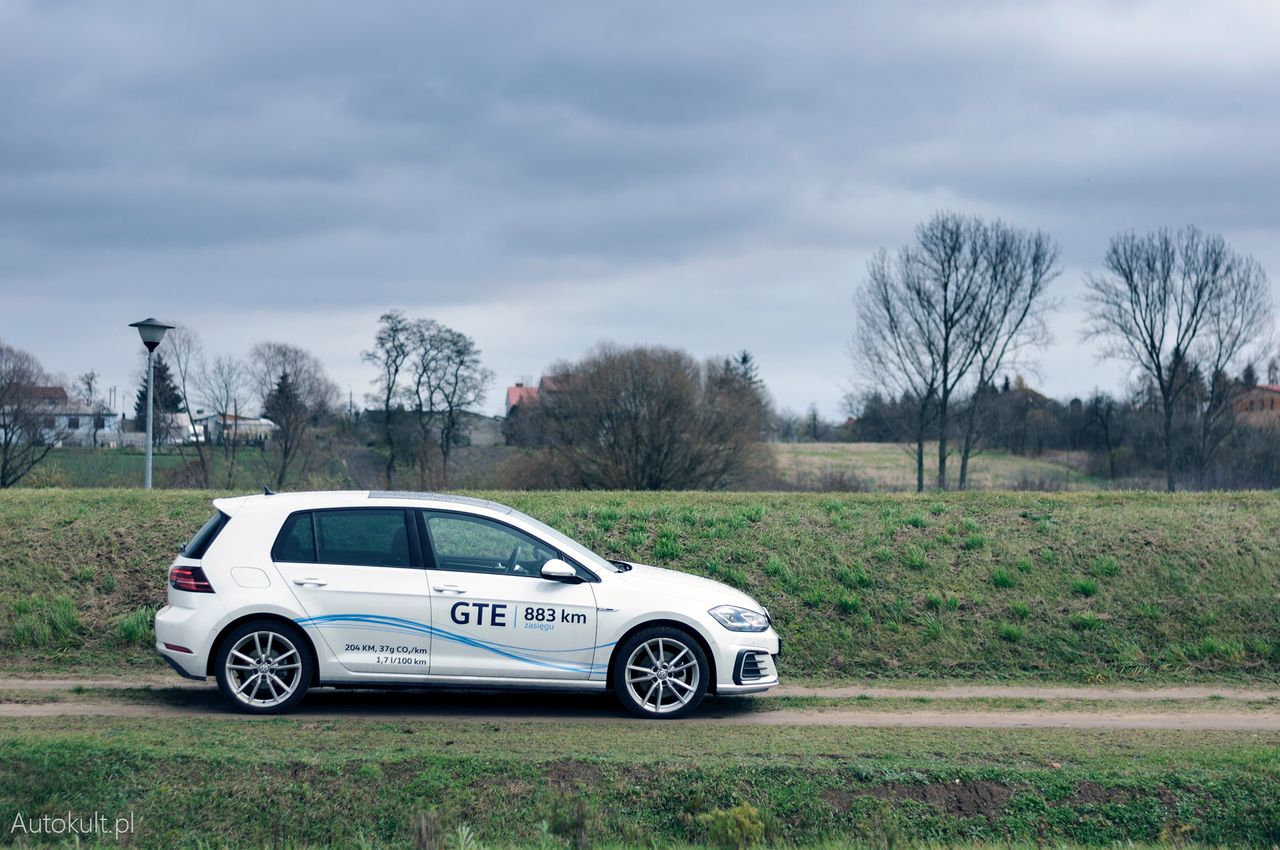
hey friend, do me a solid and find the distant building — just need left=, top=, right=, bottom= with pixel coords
left=1234, top=384, right=1280, bottom=425
left=190, top=412, right=277, bottom=445
left=23, top=385, right=125, bottom=447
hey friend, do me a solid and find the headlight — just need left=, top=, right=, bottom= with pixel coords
left=709, top=605, right=770, bottom=632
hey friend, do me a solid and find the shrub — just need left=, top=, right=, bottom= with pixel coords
left=117, top=606, right=157, bottom=646
left=1071, top=613, right=1103, bottom=631
left=1089, top=555, right=1120, bottom=577
left=8, top=595, right=82, bottom=649
left=653, top=529, right=681, bottom=561
left=697, top=803, right=765, bottom=850
left=903, top=547, right=928, bottom=572
left=1072, top=579, right=1098, bottom=598
left=998, top=623, right=1025, bottom=642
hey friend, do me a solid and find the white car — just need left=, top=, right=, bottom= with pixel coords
left=155, top=491, right=780, bottom=717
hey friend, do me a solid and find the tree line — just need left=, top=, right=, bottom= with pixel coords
left=2, top=211, right=1274, bottom=492
left=851, top=213, right=1273, bottom=493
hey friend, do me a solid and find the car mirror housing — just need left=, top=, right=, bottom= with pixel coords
left=540, top=558, right=582, bottom=583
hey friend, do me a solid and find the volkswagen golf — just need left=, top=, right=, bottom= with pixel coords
left=155, top=491, right=781, bottom=717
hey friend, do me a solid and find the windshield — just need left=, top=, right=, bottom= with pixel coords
left=510, top=509, right=621, bottom=573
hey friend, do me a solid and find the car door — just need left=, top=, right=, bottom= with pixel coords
left=420, top=510, right=600, bottom=680
left=273, top=507, right=432, bottom=676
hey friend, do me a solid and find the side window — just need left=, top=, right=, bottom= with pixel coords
left=313, top=509, right=412, bottom=568
left=272, top=512, right=316, bottom=563
left=423, top=512, right=558, bottom=577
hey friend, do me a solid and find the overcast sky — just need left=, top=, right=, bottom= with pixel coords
left=2, top=1, right=1278, bottom=418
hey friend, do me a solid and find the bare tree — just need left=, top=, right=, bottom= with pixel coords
left=196, top=354, right=250, bottom=488
left=249, top=342, right=339, bottom=489
left=1085, top=226, right=1266, bottom=491
left=956, top=222, right=1060, bottom=489
left=77, top=370, right=103, bottom=449
left=404, top=320, right=492, bottom=488
left=531, top=344, right=772, bottom=490
left=1190, top=254, right=1271, bottom=484
left=362, top=310, right=413, bottom=487
left=0, top=340, right=63, bottom=488
left=163, top=326, right=212, bottom=487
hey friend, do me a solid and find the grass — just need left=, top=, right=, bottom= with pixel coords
left=2, top=489, right=1280, bottom=683
left=0, top=715, right=1277, bottom=848
left=771, top=442, right=1095, bottom=491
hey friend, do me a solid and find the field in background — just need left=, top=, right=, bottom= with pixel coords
left=2, top=489, right=1277, bottom=682
left=772, top=442, right=1096, bottom=491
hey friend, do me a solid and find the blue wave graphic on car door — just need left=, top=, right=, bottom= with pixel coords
left=295, top=613, right=614, bottom=674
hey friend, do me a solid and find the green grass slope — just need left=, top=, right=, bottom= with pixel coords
left=1, top=489, right=1278, bottom=680
left=2, top=718, right=1277, bottom=848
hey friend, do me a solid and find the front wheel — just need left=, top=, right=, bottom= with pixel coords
left=612, top=626, right=709, bottom=719
left=214, top=619, right=312, bottom=714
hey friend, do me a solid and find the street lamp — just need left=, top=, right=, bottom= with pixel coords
left=129, top=318, right=175, bottom=490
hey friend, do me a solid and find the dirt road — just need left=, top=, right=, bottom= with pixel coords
left=3, top=677, right=1279, bottom=729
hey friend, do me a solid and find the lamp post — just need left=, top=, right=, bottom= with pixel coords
left=129, top=318, right=174, bottom=490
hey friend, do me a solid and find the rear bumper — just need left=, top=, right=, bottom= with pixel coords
left=154, top=598, right=225, bottom=679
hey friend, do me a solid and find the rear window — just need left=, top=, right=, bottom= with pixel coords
left=182, top=512, right=229, bottom=559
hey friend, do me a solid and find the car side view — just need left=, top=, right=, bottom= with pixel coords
left=155, top=491, right=781, bottom=717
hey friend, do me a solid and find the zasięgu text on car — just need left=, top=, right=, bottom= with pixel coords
left=155, top=491, right=780, bottom=717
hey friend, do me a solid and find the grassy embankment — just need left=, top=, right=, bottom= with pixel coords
left=1, top=489, right=1278, bottom=681
left=1, top=717, right=1277, bottom=848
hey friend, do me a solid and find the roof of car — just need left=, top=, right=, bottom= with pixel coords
left=212, top=490, right=513, bottom=517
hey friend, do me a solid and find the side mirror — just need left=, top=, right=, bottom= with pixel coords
left=540, top=559, right=582, bottom=583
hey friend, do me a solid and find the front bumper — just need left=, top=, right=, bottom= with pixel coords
left=711, top=627, right=780, bottom=695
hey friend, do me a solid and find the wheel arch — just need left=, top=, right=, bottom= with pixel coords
left=207, top=612, right=321, bottom=686
left=605, top=618, right=719, bottom=694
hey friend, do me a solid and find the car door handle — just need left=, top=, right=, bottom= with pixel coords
left=433, top=584, right=467, bottom=594
left=292, top=578, right=328, bottom=587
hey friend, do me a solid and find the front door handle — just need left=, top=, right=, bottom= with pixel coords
left=433, top=584, right=467, bottom=594
left=293, top=578, right=328, bottom=587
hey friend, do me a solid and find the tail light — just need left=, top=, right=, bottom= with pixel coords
left=169, top=565, right=215, bottom=593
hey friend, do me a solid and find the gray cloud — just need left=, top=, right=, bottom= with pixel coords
left=1, top=0, right=1277, bottom=418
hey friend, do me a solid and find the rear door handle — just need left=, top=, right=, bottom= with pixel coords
left=433, top=584, right=467, bottom=594
left=293, top=578, right=328, bottom=587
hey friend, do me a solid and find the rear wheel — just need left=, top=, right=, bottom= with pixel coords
left=612, top=626, right=709, bottom=719
left=214, top=619, right=312, bottom=714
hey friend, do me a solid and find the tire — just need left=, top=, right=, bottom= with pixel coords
left=612, top=626, right=710, bottom=719
left=214, top=619, right=312, bottom=714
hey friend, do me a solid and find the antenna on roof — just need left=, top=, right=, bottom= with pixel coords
left=263, top=485, right=275, bottom=496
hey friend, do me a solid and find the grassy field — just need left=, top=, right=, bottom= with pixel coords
left=771, top=443, right=1094, bottom=491
left=1, top=716, right=1277, bottom=848
left=1, top=489, right=1278, bottom=681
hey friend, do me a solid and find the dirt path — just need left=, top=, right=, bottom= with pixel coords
left=1, top=678, right=1279, bottom=729
left=2, top=700, right=1278, bottom=729
left=4, top=676, right=1279, bottom=701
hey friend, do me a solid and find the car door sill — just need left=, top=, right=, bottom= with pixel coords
left=319, top=674, right=608, bottom=691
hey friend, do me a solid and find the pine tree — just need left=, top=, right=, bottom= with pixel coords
left=263, top=370, right=308, bottom=488
left=133, top=353, right=184, bottom=440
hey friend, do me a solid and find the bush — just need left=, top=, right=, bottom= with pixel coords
left=7, top=595, right=82, bottom=649
left=697, top=803, right=765, bottom=850
left=117, top=606, right=157, bottom=646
